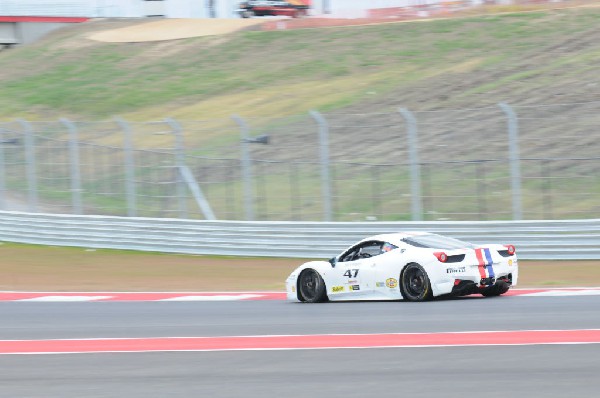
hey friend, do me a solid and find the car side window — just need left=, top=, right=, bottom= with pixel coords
left=339, top=241, right=385, bottom=262
left=360, top=242, right=383, bottom=258
left=339, top=247, right=360, bottom=262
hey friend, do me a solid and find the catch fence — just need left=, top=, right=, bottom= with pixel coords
left=0, top=101, right=599, bottom=222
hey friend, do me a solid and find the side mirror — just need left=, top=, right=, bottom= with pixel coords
left=328, top=257, right=337, bottom=267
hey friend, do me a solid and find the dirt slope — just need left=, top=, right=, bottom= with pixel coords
left=88, top=18, right=266, bottom=42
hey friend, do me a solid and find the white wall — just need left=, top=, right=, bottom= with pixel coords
left=0, top=22, right=17, bottom=43
left=0, top=0, right=454, bottom=19
left=165, top=0, right=239, bottom=18
left=0, top=0, right=239, bottom=18
left=93, top=0, right=144, bottom=18
left=0, top=0, right=86, bottom=17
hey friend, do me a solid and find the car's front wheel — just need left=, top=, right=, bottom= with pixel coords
left=400, top=263, right=433, bottom=302
left=298, top=269, right=328, bottom=303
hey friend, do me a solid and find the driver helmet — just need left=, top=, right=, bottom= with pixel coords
left=381, top=242, right=394, bottom=253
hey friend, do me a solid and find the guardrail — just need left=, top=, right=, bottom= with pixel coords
left=1, top=211, right=599, bottom=260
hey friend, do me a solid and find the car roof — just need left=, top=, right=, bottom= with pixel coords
left=360, top=231, right=432, bottom=246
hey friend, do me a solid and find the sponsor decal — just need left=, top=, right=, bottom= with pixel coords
left=347, top=280, right=358, bottom=284
left=508, top=259, right=513, bottom=266
left=446, top=266, right=466, bottom=274
left=350, top=285, right=360, bottom=291
left=291, top=286, right=296, bottom=292
left=332, top=286, right=344, bottom=293
left=385, top=278, right=398, bottom=288
left=376, top=282, right=385, bottom=288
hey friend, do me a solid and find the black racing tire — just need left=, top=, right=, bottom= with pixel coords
left=481, top=280, right=510, bottom=297
left=400, top=263, right=433, bottom=302
left=298, top=269, right=328, bottom=303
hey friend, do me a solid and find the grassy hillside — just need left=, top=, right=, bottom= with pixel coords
left=0, top=8, right=599, bottom=221
left=0, top=8, right=598, bottom=122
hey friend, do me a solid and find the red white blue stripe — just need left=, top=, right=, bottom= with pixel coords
left=475, top=248, right=495, bottom=279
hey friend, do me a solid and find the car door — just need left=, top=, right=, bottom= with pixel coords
left=332, top=241, right=383, bottom=297
left=366, top=242, right=404, bottom=299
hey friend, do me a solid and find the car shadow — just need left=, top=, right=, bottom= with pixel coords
left=310, top=295, right=495, bottom=304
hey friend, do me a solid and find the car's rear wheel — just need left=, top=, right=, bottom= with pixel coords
left=400, top=263, right=432, bottom=302
left=298, top=269, right=327, bottom=303
left=481, top=280, right=510, bottom=297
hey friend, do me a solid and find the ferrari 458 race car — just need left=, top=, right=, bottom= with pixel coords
left=286, top=232, right=518, bottom=302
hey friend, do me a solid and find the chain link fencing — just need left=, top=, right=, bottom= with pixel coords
left=0, top=101, right=599, bottom=221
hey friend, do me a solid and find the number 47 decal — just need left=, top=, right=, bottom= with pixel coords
left=344, top=269, right=359, bottom=278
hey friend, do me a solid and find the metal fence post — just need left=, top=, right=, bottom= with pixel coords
left=17, top=119, right=38, bottom=213
left=309, top=110, right=332, bottom=222
left=498, top=102, right=522, bottom=220
left=165, top=118, right=216, bottom=220
left=398, top=108, right=423, bottom=221
left=60, top=118, right=83, bottom=215
left=476, top=162, right=487, bottom=221
left=0, top=128, right=5, bottom=210
left=115, top=117, right=136, bottom=217
left=541, top=159, right=553, bottom=220
left=232, top=115, right=254, bottom=221
left=165, top=118, right=188, bottom=219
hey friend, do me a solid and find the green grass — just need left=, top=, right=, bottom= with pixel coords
left=1, top=7, right=599, bottom=121
left=3, top=139, right=598, bottom=220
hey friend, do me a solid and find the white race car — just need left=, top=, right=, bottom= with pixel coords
left=286, top=232, right=518, bottom=302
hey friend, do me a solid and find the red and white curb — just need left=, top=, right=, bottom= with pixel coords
left=0, top=292, right=286, bottom=302
left=0, top=288, right=599, bottom=302
left=508, top=288, right=600, bottom=297
left=1, top=329, right=599, bottom=355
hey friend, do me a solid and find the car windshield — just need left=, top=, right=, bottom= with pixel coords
left=402, top=234, right=476, bottom=250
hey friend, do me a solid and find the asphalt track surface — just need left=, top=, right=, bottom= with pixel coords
left=2, top=295, right=600, bottom=398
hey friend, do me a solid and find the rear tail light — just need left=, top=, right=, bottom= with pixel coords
left=433, top=252, right=448, bottom=263
left=504, top=245, right=516, bottom=255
